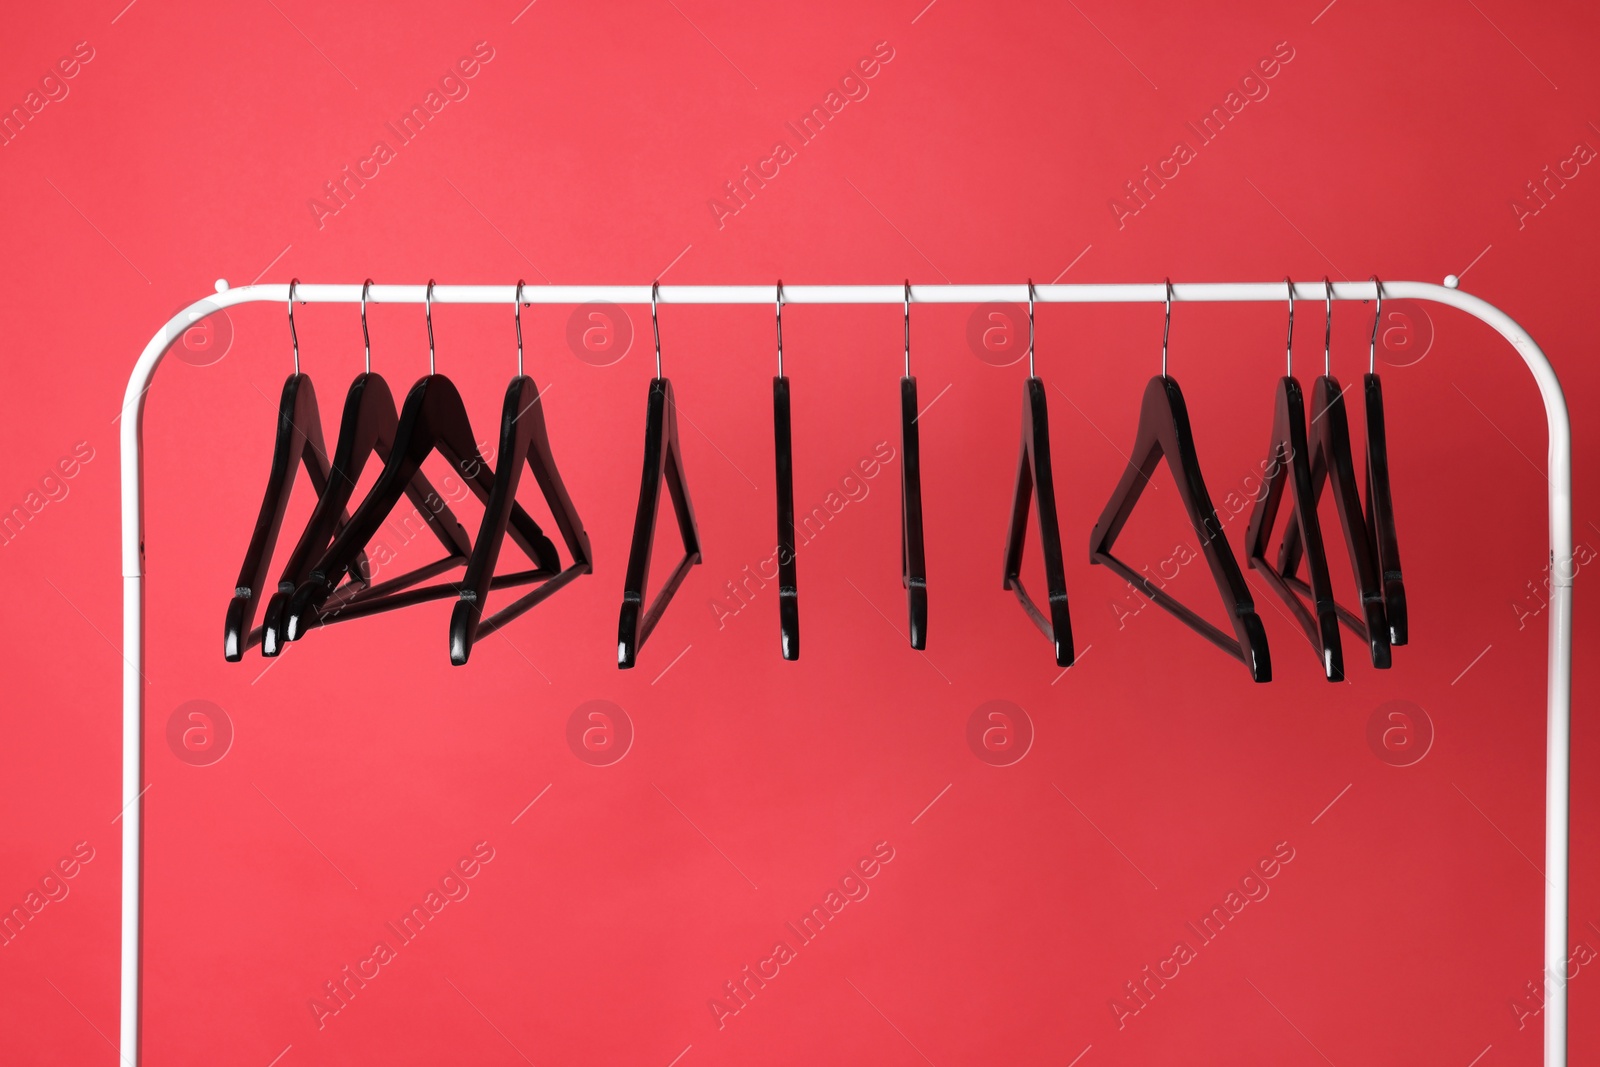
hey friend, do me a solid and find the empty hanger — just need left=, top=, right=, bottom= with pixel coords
left=1001, top=280, right=1074, bottom=667
left=1274, top=279, right=1392, bottom=668
left=1090, top=279, right=1271, bottom=682
left=259, top=280, right=473, bottom=656
left=225, top=280, right=368, bottom=660
left=617, top=281, right=703, bottom=668
left=282, top=281, right=562, bottom=644
left=1243, top=279, right=1343, bottom=681
left=448, top=282, right=593, bottom=664
left=772, top=281, right=800, bottom=659
left=900, top=281, right=928, bottom=649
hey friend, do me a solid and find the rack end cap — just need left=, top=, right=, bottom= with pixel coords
left=215, top=278, right=230, bottom=293
left=1443, top=274, right=1460, bottom=289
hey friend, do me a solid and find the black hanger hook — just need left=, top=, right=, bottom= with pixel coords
left=1026, top=279, right=1037, bottom=379
left=360, top=279, right=373, bottom=374
left=287, top=278, right=301, bottom=376
left=903, top=280, right=912, bottom=378
left=1284, top=276, right=1295, bottom=378
left=514, top=279, right=526, bottom=377
left=775, top=279, right=785, bottom=378
left=1368, top=275, right=1383, bottom=374
left=1162, top=278, right=1173, bottom=378
left=425, top=279, right=437, bottom=375
left=651, top=280, right=662, bottom=379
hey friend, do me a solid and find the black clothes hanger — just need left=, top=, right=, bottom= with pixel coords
left=900, top=282, right=928, bottom=649
left=1349, top=275, right=1406, bottom=646
left=225, top=282, right=368, bottom=661
left=772, top=283, right=800, bottom=660
left=1274, top=279, right=1392, bottom=668
left=260, top=282, right=472, bottom=656
left=1001, top=281, right=1074, bottom=667
left=618, top=282, right=703, bottom=668
left=1359, top=355, right=1408, bottom=645
left=282, top=281, right=562, bottom=644
left=449, top=283, right=593, bottom=665
left=1243, top=279, right=1344, bottom=682
left=1089, top=280, right=1271, bottom=682
left=1280, top=277, right=1406, bottom=645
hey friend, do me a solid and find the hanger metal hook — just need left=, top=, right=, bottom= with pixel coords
left=1026, top=278, right=1036, bottom=379
left=360, top=279, right=373, bottom=374
left=776, top=279, right=785, bottom=378
left=1162, top=277, right=1173, bottom=378
left=425, top=279, right=437, bottom=375
left=903, top=280, right=912, bottom=378
left=1323, top=276, right=1333, bottom=377
left=513, top=279, right=527, bottom=377
left=651, top=280, right=662, bottom=379
left=1284, top=276, right=1295, bottom=378
left=1368, top=275, right=1383, bottom=375
left=512, top=278, right=531, bottom=377
left=287, top=278, right=301, bottom=376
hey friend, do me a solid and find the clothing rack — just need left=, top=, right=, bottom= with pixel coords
left=118, top=279, right=1575, bottom=1066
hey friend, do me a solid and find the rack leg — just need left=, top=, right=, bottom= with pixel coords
left=121, top=573, right=143, bottom=1066
left=1545, top=581, right=1573, bottom=1067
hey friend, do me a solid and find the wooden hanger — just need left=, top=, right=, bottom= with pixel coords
left=1090, top=281, right=1271, bottom=682
left=1243, top=279, right=1344, bottom=681
left=449, top=283, right=593, bottom=664
left=617, top=282, right=703, bottom=668
left=1001, top=281, right=1074, bottom=667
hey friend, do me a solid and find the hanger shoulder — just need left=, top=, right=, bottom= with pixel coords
left=773, top=375, right=799, bottom=660
left=1150, top=377, right=1258, bottom=617
left=259, top=373, right=392, bottom=653
left=464, top=374, right=597, bottom=651
left=1245, top=377, right=1344, bottom=680
left=618, top=378, right=702, bottom=668
left=621, top=380, right=670, bottom=608
left=450, top=375, right=594, bottom=663
left=661, top=379, right=702, bottom=560
left=303, top=377, right=439, bottom=588
left=522, top=395, right=593, bottom=573
left=340, top=374, right=475, bottom=561
left=449, top=378, right=534, bottom=664
left=423, top=375, right=560, bottom=573
left=1243, top=380, right=1297, bottom=564
left=1090, top=375, right=1270, bottom=682
left=1280, top=380, right=1347, bottom=679
left=1278, top=376, right=1392, bottom=667
left=1362, top=373, right=1408, bottom=644
left=369, top=373, right=473, bottom=561
left=900, top=376, right=928, bottom=649
left=225, top=374, right=328, bottom=660
left=281, top=375, right=466, bottom=637
left=1089, top=376, right=1170, bottom=555
left=1023, top=378, right=1069, bottom=587
left=1002, top=377, right=1073, bottom=667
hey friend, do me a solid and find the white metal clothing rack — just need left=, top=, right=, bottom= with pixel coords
left=119, top=280, right=1574, bottom=1066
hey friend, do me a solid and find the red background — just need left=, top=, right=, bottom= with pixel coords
left=0, top=1, right=1595, bottom=1064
